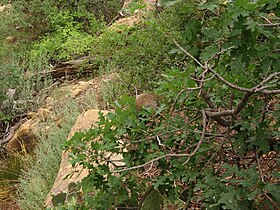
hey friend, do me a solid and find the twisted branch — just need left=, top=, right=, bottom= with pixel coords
left=112, top=110, right=207, bottom=173
left=173, top=40, right=280, bottom=127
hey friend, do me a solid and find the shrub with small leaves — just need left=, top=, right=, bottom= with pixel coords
left=66, top=0, right=280, bottom=209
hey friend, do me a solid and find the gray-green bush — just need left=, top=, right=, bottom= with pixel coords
left=17, top=98, right=80, bottom=210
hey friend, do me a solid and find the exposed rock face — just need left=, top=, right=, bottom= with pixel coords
left=4, top=72, right=116, bottom=154
left=5, top=108, right=53, bottom=153
left=6, top=118, right=39, bottom=154
left=45, top=109, right=109, bottom=208
left=69, top=73, right=116, bottom=109
left=71, top=80, right=94, bottom=97
left=36, top=108, right=53, bottom=121
left=110, top=0, right=157, bottom=28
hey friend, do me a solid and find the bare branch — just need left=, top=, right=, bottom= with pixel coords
left=112, top=111, right=208, bottom=173
left=173, top=41, right=279, bottom=129
left=259, top=15, right=272, bottom=24
left=264, top=193, right=280, bottom=209
left=156, top=135, right=165, bottom=147
left=234, top=92, right=253, bottom=115
left=258, top=72, right=280, bottom=86
left=174, top=40, right=255, bottom=93
left=0, top=121, right=22, bottom=145
left=174, top=40, right=280, bottom=95
left=199, top=86, right=216, bottom=109
left=173, top=39, right=205, bottom=69
left=206, top=110, right=234, bottom=118
left=255, top=85, right=271, bottom=92
left=209, top=68, right=280, bottom=94
left=208, top=68, right=254, bottom=92
left=258, top=23, right=280, bottom=27
left=190, top=74, right=215, bottom=82
left=198, top=86, right=231, bottom=127
left=205, top=92, right=253, bottom=118
left=189, top=110, right=207, bottom=156
left=263, top=89, right=280, bottom=94
left=185, top=87, right=202, bottom=91
left=112, top=154, right=173, bottom=173
left=206, top=46, right=236, bottom=63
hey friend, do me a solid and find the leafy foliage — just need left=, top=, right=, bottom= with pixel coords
left=90, top=17, right=179, bottom=102
left=30, top=11, right=99, bottom=61
left=0, top=0, right=122, bottom=124
left=1, top=0, right=279, bottom=209
left=17, top=98, right=80, bottom=210
left=66, top=0, right=280, bottom=209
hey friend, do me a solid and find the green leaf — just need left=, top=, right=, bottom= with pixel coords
left=265, top=183, right=280, bottom=202
left=52, top=192, right=67, bottom=207
left=202, top=27, right=220, bottom=40
left=160, top=0, right=183, bottom=6
left=200, top=45, right=219, bottom=62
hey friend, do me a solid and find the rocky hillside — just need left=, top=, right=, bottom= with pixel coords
left=1, top=0, right=279, bottom=209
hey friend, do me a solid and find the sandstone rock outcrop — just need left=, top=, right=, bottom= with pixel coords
left=6, top=108, right=53, bottom=153
left=6, top=118, right=39, bottom=154
left=45, top=109, right=109, bottom=207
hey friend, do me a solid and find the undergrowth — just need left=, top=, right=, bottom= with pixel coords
left=0, top=0, right=122, bottom=125
left=17, top=96, right=80, bottom=210
left=64, top=0, right=280, bottom=209
left=1, top=0, right=279, bottom=209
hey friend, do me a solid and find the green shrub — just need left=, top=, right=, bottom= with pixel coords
left=0, top=0, right=118, bottom=123
left=65, top=0, right=280, bottom=209
left=0, top=53, right=51, bottom=125
left=2, top=0, right=122, bottom=41
left=17, top=98, right=80, bottom=210
left=90, top=17, right=179, bottom=102
left=30, top=11, right=98, bottom=61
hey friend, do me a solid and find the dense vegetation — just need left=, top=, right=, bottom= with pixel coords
left=0, top=0, right=122, bottom=208
left=66, top=0, right=280, bottom=209
left=0, top=0, right=279, bottom=209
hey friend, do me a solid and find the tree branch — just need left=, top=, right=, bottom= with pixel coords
left=208, top=68, right=254, bottom=92
left=258, top=72, right=280, bottom=86
left=234, top=92, right=253, bottom=115
left=258, top=23, right=280, bottom=27
left=263, top=89, right=280, bottom=94
left=173, top=40, right=280, bottom=128
left=190, top=74, right=215, bottom=83
left=173, top=39, right=205, bottom=69
left=112, top=111, right=207, bottom=173
left=198, top=86, right=231, bottom=127
left=206, top=110, right=234, bottom=118
left=174, top=39, right=280, bottom=95
left=209, top=68, right=280, bottom=94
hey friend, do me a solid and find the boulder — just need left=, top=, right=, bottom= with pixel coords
left=36, top=108, right=53, bottom=121
left=45, top=109, right=109, bottom=208
left=6, top=118, right=39, bottom=154
left=6, top=108, right=53, bottom=154
left=71, top=81, right=94, bottom=97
